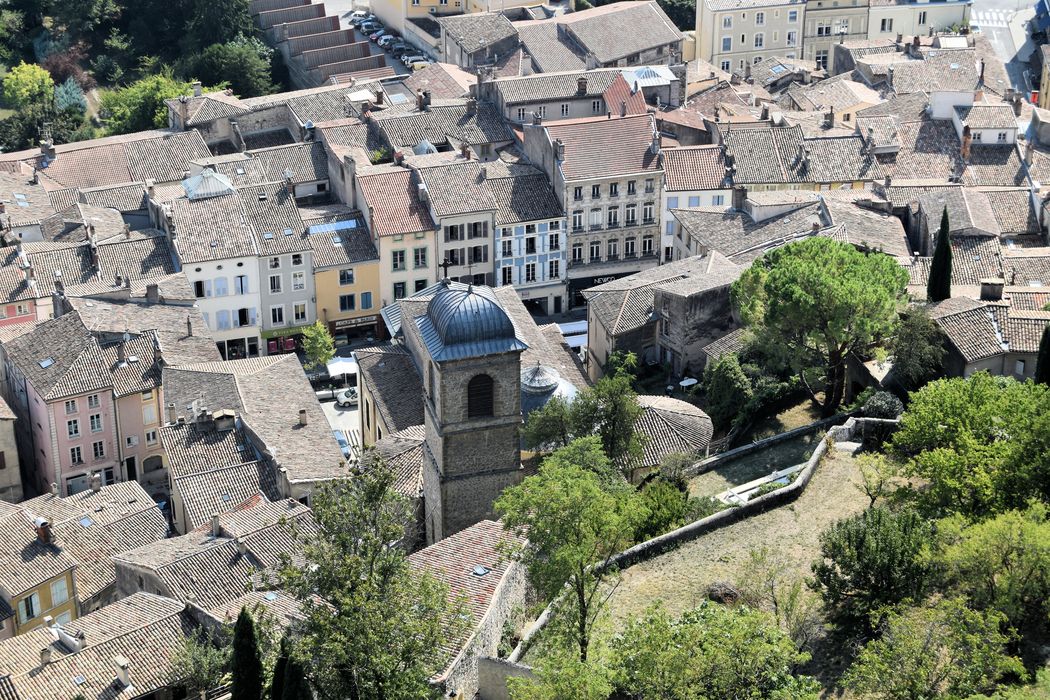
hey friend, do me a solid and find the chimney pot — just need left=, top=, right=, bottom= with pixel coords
left=113, top=655, right=131, bottom=687
left=235, top=537, right=247, bottom=556
left=40, top=648, right=52, bottom=666
left=192, top=81, right=202, bottom=97
left=980, top=278, right=1005, bottom=301
left=211, top=513, right=221, bottom=538
left=146, top=283, right=159, bottom=303
left=299, top=409, right=308, bottom=426
left=90, top=472, right=102, bottom=492
left=166, top=402, right=177, bottom=424
left=186, top=315, right=193, bottom=337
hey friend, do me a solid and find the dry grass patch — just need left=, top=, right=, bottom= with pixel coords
left=687, top=431, right=823, bottom=498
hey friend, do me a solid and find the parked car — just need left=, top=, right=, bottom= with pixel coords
left=409, top=59, right=433, bottom=71
left=369, top=28, right=388, bottom=41
left=349, top=9, right=371, bottom=23
left=335, top=387, right=358, bottom=408
left=388, top=41, right=410, bottom=55
left=377, top=34, right=398, bottom=48
left=402, top=54, right=427, bottom=66
left=333, top=430, right=352, bottom=459
left=359, top=21, right=381, bottom=33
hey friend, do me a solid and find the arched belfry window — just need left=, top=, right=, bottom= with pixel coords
left=467, top=374, right=494, bottom=418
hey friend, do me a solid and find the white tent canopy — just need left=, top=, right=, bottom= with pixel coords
left=326, top=356, right=358, bottom=377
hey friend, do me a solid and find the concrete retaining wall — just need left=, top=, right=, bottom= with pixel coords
left=301, top=41, right=372, bottom=69
left=286, top=29, right=357, bottom=56
left=477, top=658, right=535, bottom=700
left=273, top=15, right=341, bottom=40
left=315, top=54, right=387, bottom=82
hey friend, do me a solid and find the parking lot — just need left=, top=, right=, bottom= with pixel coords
left=322, top=396, right=362, bottom=462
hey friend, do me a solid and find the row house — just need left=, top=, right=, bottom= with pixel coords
left=305, top=213, right=383, bottom=343
left=804, top=0, right=870, bottom=68
left=522, top=113, right=665, bottom=307
left=0, top=506, right=77, bottom=637
left=661, top=146, right=734, bottom=264
left=697, top=0, right=807, bottom=73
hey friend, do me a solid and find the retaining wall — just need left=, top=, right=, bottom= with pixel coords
left=250, top=0, right=309, bottom=15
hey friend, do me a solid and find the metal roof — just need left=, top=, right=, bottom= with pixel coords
left=416, top=281, right=528, bottom=361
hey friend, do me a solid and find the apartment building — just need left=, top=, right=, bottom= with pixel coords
left=696, top=0, right=806, bottom=73
left=307, top=216, right=383, bottom=343
left=522, top=113, right=665, bottom=307
left=0, top=507, right=77, bottom=637
left=803, top=0, right=870, bottom=68
left=661, top=146, right=734, bottom=263
left=867, top=0, right=971, bottom=40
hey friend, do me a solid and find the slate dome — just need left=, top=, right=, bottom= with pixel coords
left=427, top=283, right=516, bottom=347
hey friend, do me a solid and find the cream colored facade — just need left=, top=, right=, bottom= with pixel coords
left=375, top=231, right=438, bottom=308
left=803, top=0, right=870, bottom=68
left=866, top=0, right=971, bottom=40
left=9, top=570, right=77, bottom=637
left=697, top=0, right=806, bottom=73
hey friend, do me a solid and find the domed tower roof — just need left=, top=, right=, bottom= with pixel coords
left=417, top=281, right=528, bottom=361
left=520, top=363, right=579, bottom=418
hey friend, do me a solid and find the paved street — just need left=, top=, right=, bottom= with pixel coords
left=971, top=0, right=1038, bottom=96
left=321, top=398, right=362, bottom=462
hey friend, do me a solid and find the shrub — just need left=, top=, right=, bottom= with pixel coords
left=702, top=353, right=752, bottom=431
left=863, top=391, right=904, bottom=419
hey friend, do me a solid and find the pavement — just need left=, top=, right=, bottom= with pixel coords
left=973, top=1, right=1039, bottom=96
left=321, top=398, right=362, bottom=461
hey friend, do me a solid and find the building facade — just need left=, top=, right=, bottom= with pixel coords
left=803, top=0, right=870, bottom=68
left=309, top=219, right=383, bottom=343
left=866, top=0, right=972, bottom=40
left=697, top=0, right=806, bottom=73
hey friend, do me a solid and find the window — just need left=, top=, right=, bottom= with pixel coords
left=549, top=260, right=560, bottom=278
left=713, top=195, right=725, bottom=206
left=607, top=207, right=619, bottom=227
left=214, top=277, right=229, bottom=296
left=625, top=204, right=637, bottom=225
left=548, top=233, right=560, bottom=250
left=415, top=279, right=428, bottom=292
left=688, top=196, right=701, bottom=207
left=517, top=107, right=526, bottom=121
left=572, top=243, right=583, bottom=262
left=610, top=182, right=619, bottom=197
left=235, top=275, right=248, bottom=294
left=918, top=10, right=927, bottom=24
left=292, top=253, right=304, bottom=266
left=589, top=240, right=601, bottom=261
left=573, top=186, right=583, bottom=201
left=815, top=49, right=829, bottom=69
left=392, top=250, right=405, bottom=271
left=643, top=202, right=654, bottom=222
left=880, top=18, right=892, bottom=32
left=754, top=33, right=764, bottom=48
left=502, top=266, right=513, bottom=285
left=643, top=235, right=654, bottom=255
left=414, top=247, right=427, bottom=268
left=721, top=60, right=731, bottom=72
left=361, top=292, right=373, bottom=310
left=607, top=239, right=618, bottom=258
left=537, top=106, right=547, bottom=118
left=572, top=211, right=583, bottom=230
left=590, top=209, right=602, bottom=228
left=88, top=394, right=99, bottom=409
left=592, top=99, right=602, bottom=113
left=271, top=306, right=285, bottom=326
left=788, top=9, right=797, bottom=21
left=502, top=239, right=513, bottom=257
left=17, top=593, right=40, bottom=624
left=145, top=429, right=158, bottom=445
left=1016, top=360, right=1026, bottom=375
left=754, top=55, right=763, bottom=64
left=627, top=180, right=636, bottom=195
left=340, top=294, right=356, bottom=312
left=65, top=399, right=77, bottom=414
left=394, top=282, right=406, bottom=299
left=70, top=446, right=82, bottom=464
left=67, top=419, right=80, bottom=438
left=722, top=15, right=732, bottom=28
left=625, top=237, right=636, bottom=256
left=645, top=179, right=654, bottom=194
left=194, top=280, right=206, bottom=298
left=90, top=414, right=102, bottom=433
left=787, top=30, right=797, bottom=46
left=467, top=374, right=494, bottom=418
left=339, top=268, right=354, bottom=286
left=269, top=257, right=281, bottom=270
left=561, top=103, right=569, bottom=117
left=591, top=184, right=601, bottom=199
left=51, top=578, right=68, bottom=606
left=292, top=271, right=305, bottom=290
left=269, top=274, right=282, bottom=293
left=817, top=21, right=831, bottom=36
left=143, top=401, right=157, bottom=425
left=294, top=303, right=307, bottom=322
left=998, top=132, right=1008, bottom=142
left=755, top=11, right=764, bottom=24
left=525, top=263, right=537, bottom=282
left=236, top=308, right=254, bottom=327
left=722, top=36, right=732, bottom=52
left=526, top=237, right=537, bottom=254
left=972, top=131, right=983, bottom=142
left=92, top=441, right=105, bottom=460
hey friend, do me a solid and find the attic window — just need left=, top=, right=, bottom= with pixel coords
left=222, top=493, right=231, bottom=502
left=332, top=236, right=342, bottom=244
left=1030, top=280, right=1043, bottom=287
left=236, top=168, right=246, bottom=175
left=74, top=675, right=86, bottom=686
left=128, top=356, right=139, bottom=364
left=472, top=565, right=491, bottom=577
left=264, top=592, right=279, bottom=601
left=39, top=357, right=55, bottom=368
left=283, top=228, right=293, bottom=237
left=210, top=240, right=218, bottom=248
left=263, top=232, right=275, bottom=240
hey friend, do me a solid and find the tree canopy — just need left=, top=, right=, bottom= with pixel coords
left=732, top=238, right=908, bottom=414
left=301, top=321, right=335, bottom=370
left=99, top=73, right=218, bottom=134
left=231, top=607, right=264, bottom=700
left=3, top=61, right=53, bottom=109
left=890, top=308, right=945, bottom=392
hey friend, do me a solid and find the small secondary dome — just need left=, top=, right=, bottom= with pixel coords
left=520, top=363, right=579, bottom=418
left=183, top=168, right=235, bottom=200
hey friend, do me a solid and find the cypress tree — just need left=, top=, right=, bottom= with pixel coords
left=281, top=657, right=310, bottom=700
left=927, top=207, right=952, bottom=302
left=270, top=636, right=289, bottom=700
left=1036, top=325, right=1050, bottom=385
left=231, top=608, right=264, bottom=700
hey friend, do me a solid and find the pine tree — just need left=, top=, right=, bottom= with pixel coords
left=54, top=76, right=87, bottom=114
left=927, top=207, right=952, bottom=302
left=269, top=636, right=289, bottom=700
left=1036, top=325, right=1050, bottom=385
left=231, top=608, right=264, bottom=700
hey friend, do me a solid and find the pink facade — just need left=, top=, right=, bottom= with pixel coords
left=115, top=390, right=166, bottom=500
left=27, top=384, right=121, bottom=496
left=0, top=301, right=35, bottom=327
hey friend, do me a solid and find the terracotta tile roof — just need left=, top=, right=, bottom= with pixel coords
left=170, top=191, right=259, bottom=263
left=1006, top=310, right=1050, bottom=352
left=918, top=188, right=1000, bottom=236
left=403, top=63, right=476, bottom=100
left=632, top=395, right=713, bottom=469
left=98, top=331, right=163, bottom=397
left=547, top=1, right=682, bottom=64
left=955, top=104, right=1017, bottom=129
left=250, top=141, right=329, bottom=184
left=785, top=76, right=883, bottom=112
left=307, top=216, right=378, bottom=268
left=890, top=51, right=980, bottom=94
left=208, top=589, right=304, bottom=626
left=515, top=23, right=587, bottom=73
left=0, top=171, right=56, bottom=226
left=78, top=182, right=148, bottom=212
left=493, top=286, right=590, bottom=390
left=0, top=508, right=78, bottom=596
left=602, top=73, right=648, bottom=117
left=545, top=113, right=661, bottom=180
left=927, top=297, right=1006, bottom=362
left=438, top=12, right=516, bottom=51
left=908, top=236, right=1004, bottom=287
left=159, top=420, right=256, bottom=479
left=242, top=84, right=370, bottom=124
left=357, top=346, right=424, bottom=433
left=1003, top=287, right=1050, bottom=310
left=164, top=90, right=251, bottom=126
left=663, top=145, right=730, bottom=191
left=673, top=202, right=828, bottom=260
left=317, top=117, right=387, bottom=156
left=1005, top=250, right=1050, bottom=286
left=239, top=182, right=310, bottom=256
left=173, top=461, right=281, bottom=531
left=984, top=188, right=1038, bottom=235
left=488, top=69, right=618, bottom=104
left=371, top=427, right=425, bottom=499
left=417, top=160, right=498, bottom=218
left=357, top=168, right=435, bottom=236
left=371, top=100, right=514, bottom=150
left=3, top=311, right=114, bottom=400
left=700, top=327, right=750, bottom=363
left=123, top=131, right=212, bottom=183
left=487, top=171, right=563, bottom=226
left=963, top=145, right=1027, bottom=187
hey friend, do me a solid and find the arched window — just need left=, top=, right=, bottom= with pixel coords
left=467, top=374, right=494, bottom=418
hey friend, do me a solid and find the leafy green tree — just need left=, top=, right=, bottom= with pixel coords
left=270, top=635, right=289, bottom=700
left=604, top=349, right=638, bottom=379
left=0, top=105, right=92, bottom=152
left=0, top=6, right=26, bottom=62
left=496, top=439, right=642, bottom=662
left=933, top=504, right=1050, bottom=632
left=811, top=507, right=932, bottom=628
left=184, top=0, right=253, bottom=52
left=54, top=76, right=86, bottom=113
left=927, top=207, right=953, bottom=302
left=3, top=61, right=53, bottom=109
left=231, top=607, right=264, bottom=700
left=702, top=352, right=752, bottom=431
left=182, top=40, right=274, bottom=98
left=732, top=238, right=908, bottom=415
left=50, top=0, right=121, bottom=44
left=891, top=308, right=945, bottom=391
left=855, top=453, right=900, bottom=509
left=279, top=455, right=460, bottom=700
left=508, top=646, right=613, bottom=700
left=99, top=73, right=214, bottom=134
left=1035, top=325, right=1050, bottom=385
left=633, top=478, right=689, bottom=541
left=522, top=394, right=574, bottom=452
left=890, top=373, right=1049, bottom=518
left=612, top=603, right=820, bottom=700
left=844, top=598, right=1024, bottom=700
left=169, top=628, right=231, bottom=696
left=301, top=321, right=335, bottom=370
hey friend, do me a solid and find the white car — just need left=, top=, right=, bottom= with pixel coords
left=335, top=388, right=358, bottom=407
left=402, top=54, right=427, bottom=67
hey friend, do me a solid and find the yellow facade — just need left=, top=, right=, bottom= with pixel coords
left=1040, top=61, right=1050, bottom=111
left=315, top=259, right=383, bottom=342
left=11, top=570, right=77, bottom=635
left=376, top=230, right=438, bottom=309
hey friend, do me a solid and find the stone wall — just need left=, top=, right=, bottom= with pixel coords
left=655, top=284, right=737, bottom=376
left=477, top=658, right=535, bottom=700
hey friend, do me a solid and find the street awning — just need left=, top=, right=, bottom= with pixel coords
left=327, top=356, right=359, bottom=376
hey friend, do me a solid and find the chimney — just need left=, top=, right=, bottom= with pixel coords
left=34, top=516, right=51, bottom=545
left=50, top=482, right=58, bottom=496
left=979, top=58, right=986, bottom=85
left=532, top=111, right=543, bottom=126
left=40, top=648, right=52, bottom=666
left=192, top=81, right=202, bottom=98
left=143, top=282, right=159, bottom=303
left=113, top=655, right=131, bottom=687
left=466, top=97, right=477, bottom=115
left=1025, top=139, right=1035, bottom=166
left=117, top=340, right=127, bottom=366
left=394, top=150, right=405, bottom=166
left=744, top=62, right=752, bottom=80
left=178, top=95, right=189, bottom=127
left=212, top=409, right=235, bottom=432
left=760, top=103, right=769, bottom=121
left=811, top=221, right=821, bottom=233
left=422, top=90, right=431, bottom=109
left=90, top=472, right=102, bottom=492
left=553, top=138, right=564, bottom=161
left=298, top=408, right=308, bottom=426
left=576, top=76, right=588, bottom=95
left=896, top=32, right=903, bottom=45
left=211, top=513, right=221, bottom=537
left=235, top=538, right=247, bottom=556
left=980, top=278, right=1005, bottom=301
left=461, top=143, right=471, bottom=160
left=731, top=185, right=746, bottom=211
left=620, top=99, right=627, bottom=117
left=911, top=35, right=920, bottom=56
left=650, top=132, right=661, bottom=155
left=961, top=125, right=972, bottom=160
left=186, top=315, right=193, bottom=336
left=166, top=402, right=177, bottom=424
left=416, top=91, right=425, bottom=111
left=826, top=105, right=835, bottom=127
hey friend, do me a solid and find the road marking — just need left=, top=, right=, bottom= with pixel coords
left=972, top=9, right=1012, bottom=28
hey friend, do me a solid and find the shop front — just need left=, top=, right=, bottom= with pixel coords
left=329, top=314, right=382, bottom=345
left=218, top=335, right=261, bottom=360
left=568, top=272, right=633, bottom=308
left=262, top=326, right=308, bottom=355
